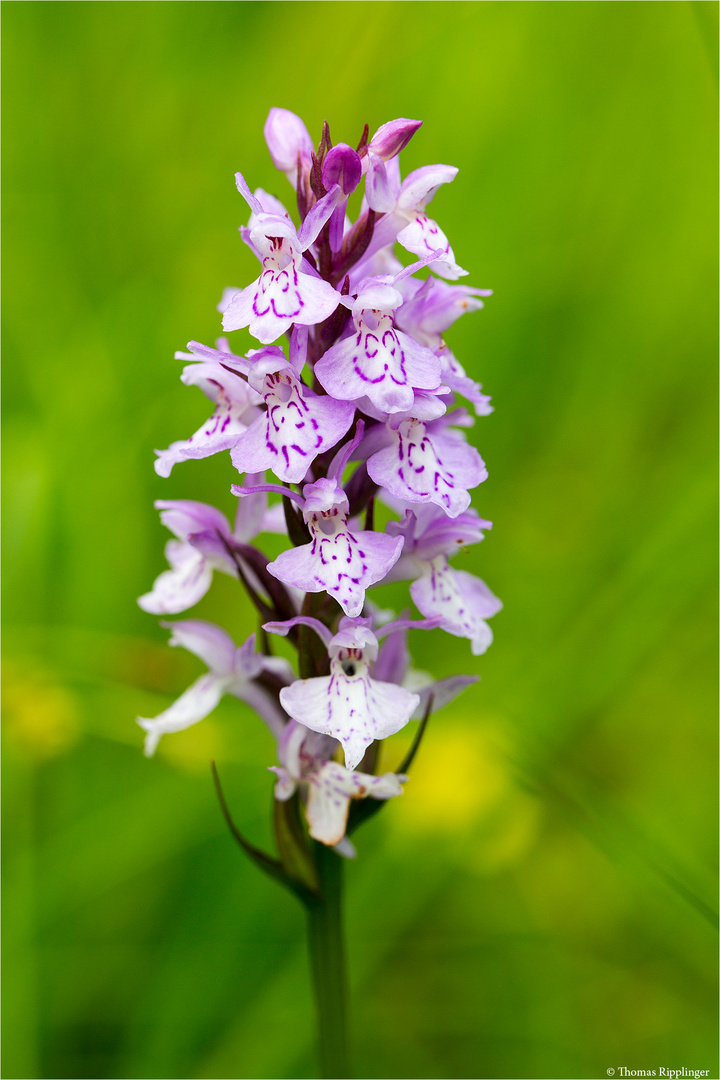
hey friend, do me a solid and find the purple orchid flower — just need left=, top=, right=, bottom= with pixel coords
left=138, top=480, right=285, bottom=616
left=265, top=473, right=403, bottom=616
left=265, top=615, right=441, bottom=770
left=221, top=175, right=343, bottom=344
left=266, top=476, right=402, bottom=616
left=137, top=621, right=293, bottom=756
left=411, top=559, right=502, bottom=655
left=270, top=720, right=405, bottom=847
left=314, top=269, right=445, bottom=415
left=154, top=340, right=261, bottom=477
left=384, top=505, right=501, bottom=654
left=235, top=425, right=402, bottom=616
left=366, top=408, right=487, bottom=519
left=230, top=344, right=355, bottom=484
left=246, top=425, right=405, bottom=617
left=139, top=108, right=504, bottom=884
left=364, top=158, right=467, bottom=280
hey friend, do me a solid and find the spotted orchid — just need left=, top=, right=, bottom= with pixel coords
left=366, top=408, right=488, bottom=518
left=139, top=109, right=502, bottom=902
left=230, top=342, right=355, bottom=483
left=138, top=112, right=507, bottom=1077
left=385, top=504, right=502, bottom=654
left=265, top=614, right=446, bottom=770
left=221, top=174, right=344, bottom=344
left=364, top=157, right=468, bottom=280
left=232, top=425, right=403, bottom=616
left=314, top=293, right=444, bottom=416
left=266, top=475, right=403, bottom=617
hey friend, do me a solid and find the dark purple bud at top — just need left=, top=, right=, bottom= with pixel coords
left=322, top=143, right=362, bottom=195
left=368, top=118, right=422, bottom=161
left=264, top=107, right=314, bottom=174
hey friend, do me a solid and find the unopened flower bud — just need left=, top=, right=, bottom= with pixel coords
left=322, top=143, right=362, bottom=195
left=264, top=107, right=314, bottom=177
left=368, top=118, right=422, bottom=160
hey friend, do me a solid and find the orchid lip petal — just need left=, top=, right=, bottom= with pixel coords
left=367, top=416, right=486, bottom=518
left=223, top=245, right=341, bottom=344
left=230, top=368, right=355, bottom=484
left=267, top=515, right=403, bottom=618
left=280, top=671, right=420, bottom=772
left=410, top=559, right=502, bottom=654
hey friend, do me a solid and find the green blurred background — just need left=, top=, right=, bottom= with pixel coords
left=3, top=2, right=717, bottom=1078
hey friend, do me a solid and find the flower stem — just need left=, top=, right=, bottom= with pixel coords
left=306, top=842, right=351, bottom=1079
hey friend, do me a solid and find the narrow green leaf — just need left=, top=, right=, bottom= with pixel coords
left=211, top=763, right=317, bottom=906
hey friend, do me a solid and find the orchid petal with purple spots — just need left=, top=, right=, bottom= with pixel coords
left=154, top=359, right=261, bottom=478
left=305, top=762, right=404, bottom=845
left=360, top=159, right=466, bottom=278
left=278, top=618, right=420, bottom=770
left=314, top=282, right=442, bottom=413
left=231, top=356, right=355, bottom=484
left=367, top=414, right=487, bottom=518
left=396, top=214, right=467, bottom=280
left=222, top=179, right=343, bottom=344
left=410, top=558, right=502, bottom=655
left=222, top=233, right=340, bottom=344
left=267, top=477, right=403, bottom=616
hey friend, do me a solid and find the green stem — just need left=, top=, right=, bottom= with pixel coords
left=306, top=842, right=351, bottom=1079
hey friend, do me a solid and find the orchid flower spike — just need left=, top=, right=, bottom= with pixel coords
left=139, top=108, right=503, bottom=901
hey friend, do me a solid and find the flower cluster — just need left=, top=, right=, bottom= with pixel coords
left=137, top=109, right=500, bottom=860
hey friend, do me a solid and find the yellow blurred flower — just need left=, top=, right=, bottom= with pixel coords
left=3, top=658, right=79, bottom=758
